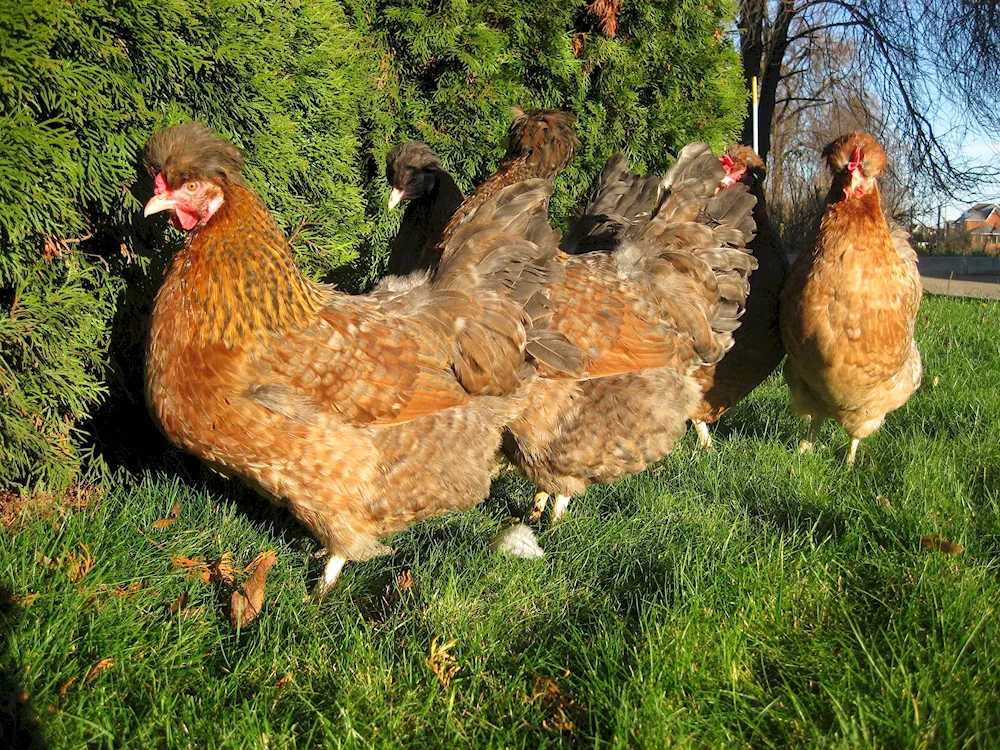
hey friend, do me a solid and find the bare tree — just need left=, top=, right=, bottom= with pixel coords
left=737, top=0, right=1000, bottom=197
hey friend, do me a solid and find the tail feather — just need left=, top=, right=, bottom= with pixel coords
left=431, top=179, right=585, bottom=383
left=600, top=144, right=758, bottom=365
left=562, top=152, right=661, bottom=255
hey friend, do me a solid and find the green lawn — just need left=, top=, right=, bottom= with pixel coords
left=2, top=294, right=999, bottom=748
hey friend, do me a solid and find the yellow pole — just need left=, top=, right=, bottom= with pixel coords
left=751, top=76, right=759, bottom=154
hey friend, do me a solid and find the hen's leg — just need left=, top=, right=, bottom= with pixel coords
left=550, top=494, right=572, bottom=524
left=798, top=416, right=822, bottom=455
left=846, top=438, right=861, bottom=466
left=315, top=555, right=347, bottom=597
left=693, top=420, right=713, bottom=450
left=526, top=491, right=550, bottom=523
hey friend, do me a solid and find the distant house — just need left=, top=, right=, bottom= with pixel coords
left=956, top=203, right=1000, bottom=251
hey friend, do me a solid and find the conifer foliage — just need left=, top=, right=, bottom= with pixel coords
left=0, top=0, right=743, bottom=488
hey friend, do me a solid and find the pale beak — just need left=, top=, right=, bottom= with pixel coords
left=845, top=167, right=865, bottom=200
left=143, top=193, right=177, bottom=217
left=387, top=187, right=406, bottom=211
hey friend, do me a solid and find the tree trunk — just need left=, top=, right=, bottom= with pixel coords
left=738, top=0, right=797, bottom=165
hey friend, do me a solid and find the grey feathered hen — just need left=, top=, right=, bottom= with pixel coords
left=502, top=144, right=759, bottom=524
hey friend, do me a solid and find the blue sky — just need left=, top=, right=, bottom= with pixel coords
left=929, top=102, right=999, bottom=222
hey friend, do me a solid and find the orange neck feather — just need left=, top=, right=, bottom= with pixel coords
left=155, top=182, right=325, bottom=348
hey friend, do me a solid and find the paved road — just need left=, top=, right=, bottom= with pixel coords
left=786, top=255, right=1000, bottom=301
left=920, top=269, right=1000, bottom=301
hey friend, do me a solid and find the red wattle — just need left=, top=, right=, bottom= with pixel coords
left=174, top=207, right=200, bottom=230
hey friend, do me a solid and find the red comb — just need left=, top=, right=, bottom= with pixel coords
left=154, top=172, right=168, bottom=194
left=847, top=144, right=864, bottom=173
left=720, top=154, right=736, bottom=173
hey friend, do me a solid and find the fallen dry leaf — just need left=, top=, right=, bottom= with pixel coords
left=151, top=501, right=182, bottom=530
left=921, top=534, right=964, bottom=555
left=397, top=569, right=414, bottom=592
left=172, top=555, right=213, bottom=584
left=527, top=670, right=585, bottom=734
left=229, top=550, right=277, bottom=629
left=64, top=544, right=94, bottom=583
left=168, top=591, right=189, bottom=615
left=212, top=552, right=237, bottom=585
left=1, top=485, right=102, bottom=530
left=932, top=375, right=940, bottom=387
left=274, top=675, right=293, bottom=690
left=171, top=553, right=236, bottom=585
left=426, top=636, right=460, bottom=689
left=57, top=676, right=77, bottom=696
left=84, top=658, right=114, bottom=684
left=112, top=581, right=146, bottom=599
left=10, top=592, right=39, bottom=607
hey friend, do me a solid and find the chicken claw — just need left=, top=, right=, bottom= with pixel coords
left=846, top=438, right=861, bottom=466
left=693, top=420, right=713, bottom=450
left=550, top=494, right=572, bottom=524
left=526, top=491, right=550, bottom=523
left=315, top=555, right=347, bottom=597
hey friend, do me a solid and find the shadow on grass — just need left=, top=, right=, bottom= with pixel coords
left=0, top=586, right=47, bottom=749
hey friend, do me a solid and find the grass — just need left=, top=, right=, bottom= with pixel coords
left=2, top=294, right=999, bottom=748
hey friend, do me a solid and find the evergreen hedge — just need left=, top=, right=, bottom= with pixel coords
left=0, top=0, right=745, bottom=489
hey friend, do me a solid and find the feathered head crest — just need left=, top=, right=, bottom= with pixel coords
left=144, top=122, right=245, bottom=188
left=503, top=108, right=579, bottom=178
left=386, top=142, right=444, bottom=185
left=822, top=131, right=886, bottom=178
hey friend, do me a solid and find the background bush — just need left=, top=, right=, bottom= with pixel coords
left=0, top=0, right=745, bottom=489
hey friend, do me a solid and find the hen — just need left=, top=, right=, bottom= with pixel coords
left=437, top=108, right=578, bottom=250
left=689, top=145, right=789, bottom=448
left=141, top=122, right=574, bottom=593
left=501, top=144, right=758, bottom=524
left=780, top=132, right=922, bottom=465
left=384, top=142, right=464, bottom=276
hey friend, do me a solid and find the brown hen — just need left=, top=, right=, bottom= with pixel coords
left=689, top=145, right=789, bottom=448
left=436, top=109, right=578, bottom=250
left=502, top=144, right=758, bottom=523
left=141, top=122, right=576, bottom=593
left=780, top=132, right=922, bottom=465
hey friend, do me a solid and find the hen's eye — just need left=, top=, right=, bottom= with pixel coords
left=185, top=181, right=198, bottom=192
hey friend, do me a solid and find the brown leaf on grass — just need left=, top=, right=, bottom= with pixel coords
left=112, top=581, right=146, bottom=599
left=1, top=485, right=102, bottom=531
left=229, top=550, right=277, bottom=629
left=151, top=501, right=182, bottom=530
left=212, top=552, right=237, bottom=585
left=274, top=674, right=293, bottom=690
left=168, top=591, right=189, bottom=615
left=57, top=677, right=77, bottom=696
left=426, top=636, right=460, bottom=689
left=171, top=553, right=236, bottom=585
left=10, top=593, right=39, bottom=607
left=397, top=569, right=414, bottom=592
left=35, top=552, right=58, bottom=571
left=84, top=658, right=114, bottom=684
left=932, top=375, right=940, bottom=387
left=171, top=555, right=213, bottom=584
left=527, top=670, right=585, bottom=733
left=921, top=534, right=964, bottom=555
left=64, top=543, right=94, bottom=583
